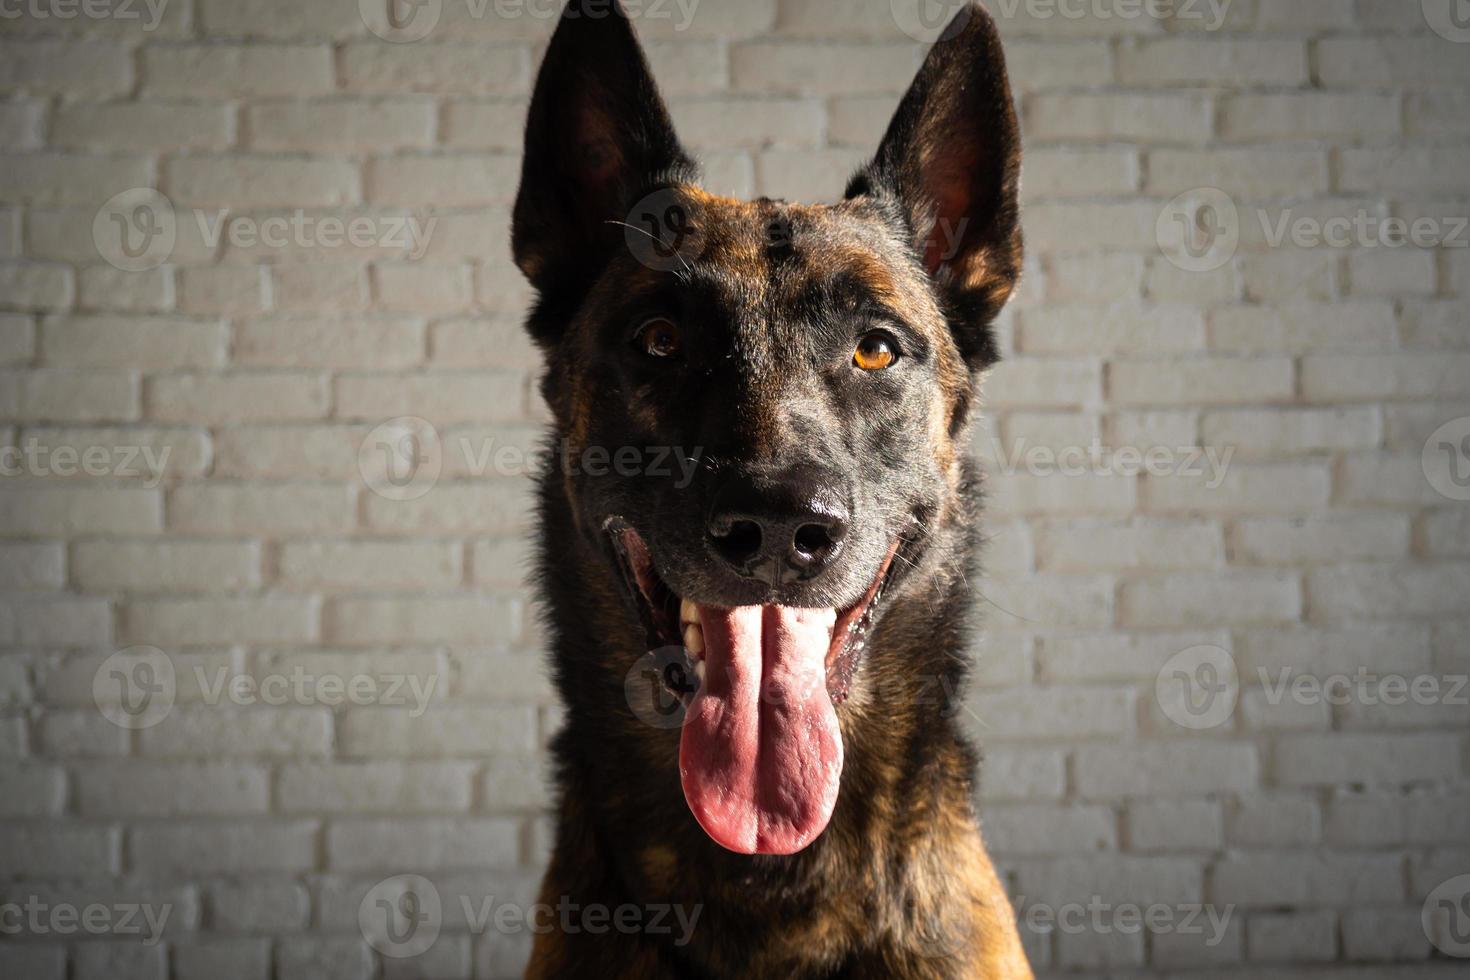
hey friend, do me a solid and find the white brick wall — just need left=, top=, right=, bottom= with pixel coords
left=1, top=1, right=1468, bottom=978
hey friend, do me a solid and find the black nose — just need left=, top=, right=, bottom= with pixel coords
left=706, top=467, right=850, bottom=585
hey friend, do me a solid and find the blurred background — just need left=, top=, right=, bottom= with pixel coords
left=2, top=0, right=1469, bottom=977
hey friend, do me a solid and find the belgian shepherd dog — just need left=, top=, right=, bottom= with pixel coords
left=511, top=1, right=1031, bottom=975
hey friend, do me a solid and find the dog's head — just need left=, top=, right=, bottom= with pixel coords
left=514, top=0, right=1020, bottom=857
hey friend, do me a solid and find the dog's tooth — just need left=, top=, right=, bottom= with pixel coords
left=693, top=657, right=706, bottom=686
left=683, top=622, right=705, bottom=656
left=680, top=598, right=700, bottom=626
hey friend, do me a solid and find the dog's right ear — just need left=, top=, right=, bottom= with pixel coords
left=512, top=0, right=696, bottom=313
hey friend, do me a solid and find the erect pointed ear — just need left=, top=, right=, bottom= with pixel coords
left=847, top=3, right=1022, bottom=370
left=512, top=0, right=697, bottom=304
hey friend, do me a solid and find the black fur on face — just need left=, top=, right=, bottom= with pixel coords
left=513, top=0, right=1022, bottom=627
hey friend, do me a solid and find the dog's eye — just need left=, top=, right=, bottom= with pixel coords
left=853, top=333, right=898, bottom=371
left=634, top=317, right=682, bottom=359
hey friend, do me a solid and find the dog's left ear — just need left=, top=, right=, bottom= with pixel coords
left=512, top=0, right=696, bottom=308
left=847, top=3, right=1022, bottom=370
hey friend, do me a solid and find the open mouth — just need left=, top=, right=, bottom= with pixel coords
left=605, top=518, right=904, bottom=856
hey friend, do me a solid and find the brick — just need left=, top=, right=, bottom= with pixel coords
left=1039, top=630, right=1228, bottom=682
left=268, top=263, right=369, bottom=312
left=1227, top=795, right=1319, bottom=848
left=1236, top=252, right=1336, bottom=305
left=20, top=425, right=211, bottom=480
left=1045, top=254, right=1144, bottom=304
left=1347, top=249, right=1438, bottom=297
left=1127, top=798, right=1222, bottom=852
left=1216, top=853, right=1403, bottom=908
left=0, top=39, right=132, bottom=96
left=1025, top=92, right=1212, bottom=143
left=0, top=485, right=155, bottom=536
left=1400, top=301, right=1470, bottom=349
left=0, top=369, right=139, bottom=421
left=1020, top=304, right=1202, bottom=355
left=969, top=687, right=1136, bottom=740
left=1423, top=507, right=1470, bottom=558
left=276, top=938, right=373, bottom=980
left=1248, top=911, right=1337, bottom=962
left=1035, top=521, right=1221, bottom=572
left=199, top=0, right=365, bottom=38
left=73, top=944, right=165, bottom=980
left=248, top=99, right=434, bottom=152
left=76, top=763, right=269, bottom=816
left=367, top=154, right=518, bottom=207
left=1015, top=855, right=1203, bottom=908
left=167, top=156, right=360, bottom=209
left=668, top=97, right=825, bottom=150
left=374, top=263, right=473, bottom=314
left=1337, top=452, right=1448, bottom=507
left=175, top=940, right=271, bottom=980
left=132, top=821, right=316, bottom=874
left=74, top=540, right=261, bottom=592
left=0, top=100, right=43, bottom=149
left=363, top=482, right=533, bottom=534
left=234, top=316, right=424, bottom=368
left=978, top=747, right=1067, bottom=802
left=2, top=595, right=111, bottom=645
left=1319, top=37, right=1470, bottom=86
left=0, top=823, right=116, bottom=875
left=139, top=707, right=332, bottom=758
left=1341, top=147, right=1470, bottom=195
left=335, top=371, right=526, bottom=423
left=1147, top=149, right=1328, bottom=198
left=1276, top=733, right=1461, bottom=786
left=1106, top=409, right=1198, bottom=448
left=143, top=44, right=335, bottom=97
left=0, top=764, right=65, bottom=816
left=1201, top=407, right=1382, bottom=456
left=339, top=704, right=537, bottom=757
left=0, top=261, right=74, bottom=311
left=327, top=818, right=519, bottom=870
left=124, top=597, right=319, bottom=645
left=0, top=948, right=65, bottom=980
left=732, top=41, right=922, bottom=94
left=430, top=316, right=539, bottom=369
left=168, top=484, right=356, bottom=534
left=1219, top=93, right=1400, bottom=142
left=1023, top=201, right=1164, bottom=252
left=442, top=99, right=532, bottom=151
left=279, top=762, right=475, bottom=813
left=1408, top=90, right=1470, bottom=137
left=0, top=314, right=33, bottom=364
left=212, top=425, right=364, bottom=480
left=983, top=804, right=1117, bottom=856
left=1109, top=357, right=1294, bottom=405
left=1122, top=572, right=1300, bottom=627
left=1118, top=38, right=1307, bottom=86
left=1305, top=353, right=1470, bottom=401
left=1076, top=743, right=1259, bottom=798
left=756, top=147, right=866, bottom=202
left=339, top=43, right=529, bottom=95
left=1342, top=908, right=1434, bottom=962
left=38, top=710, right=126, bottom=756
left=1210, top=303, right=1397, bottom=353
left=78, top=266, right=174, bottom=313
left=178, top=266, right=266, bottom=316
left=1235, top=625, right=1431, bottom=680
left=1308, top=562, right=1470, bottom=621
left=209, top=879, right=310, bottom=933
left=148, top=373, right=327, bottom=423
left=1233, top=514, right=1410, bottom=565
left=1006, top=39, right=1114, bottom=91
left=53, top=102, right=235, bottom=151
left=0, top=542, right=64, bottom=588
left=327, top=595, right=524, bottom=646
left=0, top=153, right=152, bottom=206
left=41, top=315, right=225, bottom=369
left=982, top=357, right=1101, bottom=408
left=278, top=540, right=461, bottom=591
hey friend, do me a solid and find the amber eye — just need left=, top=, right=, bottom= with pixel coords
left=634, top=317, right=681, bottom=358
left=853, top=333, right=898, bottom=371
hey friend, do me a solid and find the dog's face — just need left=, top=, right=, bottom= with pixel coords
left=514, top=1, right=1020, bottom=857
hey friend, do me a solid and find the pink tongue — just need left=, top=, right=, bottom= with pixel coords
left=679, top=604, right=844, bottom=855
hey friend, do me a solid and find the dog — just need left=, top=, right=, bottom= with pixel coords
left=510, top=2, right=1031, bottom=976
